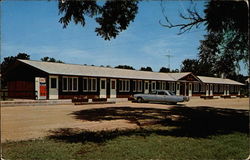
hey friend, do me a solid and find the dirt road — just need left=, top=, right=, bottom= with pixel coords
left=1, top=98, right=248, bottom=142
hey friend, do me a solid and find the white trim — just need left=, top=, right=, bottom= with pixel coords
left=83, top=77, right=88, bottom=92
left=176, top=82, right=180, bottom=96
left=62, top=77, right=68, bottom=92
left=151, top=81, right=156, bottom=91
left=62, top=76, right=78, bottom=92
left=193, top=83, right=199, bottom=92
left=89, top=78, right=97, bottom=92
left=119, top=79, right=130, bottom=92
left=137, top=80, right=142, bottom=92
left=100, top=78, right=107, bottom=98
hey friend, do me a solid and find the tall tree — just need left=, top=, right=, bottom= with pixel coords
left=58, top=0, right=139, bottom=40
left=161, top=0, right=248, bottom=74
left=140, top=66, right=153, bottom=72
left=1, top=53, right=30, bottom=74
left=180, top=58, right=214, bottom=76
left=41, top=57, right=64, bottom=63
left=1, top=53, right=30, bottom=88
left=159, top=67, right=170, bottom=73
left=115, top=65, right=135, bottom=70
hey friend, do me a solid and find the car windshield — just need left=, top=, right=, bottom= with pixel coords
left=150, top=91, right=157, bottom=94
left=168, top=91, right=175, bottom=96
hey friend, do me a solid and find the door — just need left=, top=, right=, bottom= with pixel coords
left=49, top=76, right=58, bottom=99
left=206, top=84, right=209, bottom=96
left=210, top=84, right=213, bottom=96
left=100, top=78, right=107, bottom=98
left=110, top=79, right=116, bottom=98
left=176, top=82, right=180, bottom=96
left=144, top=81, right=149, bottom=94
left=188, top=83, right=192, bottom=96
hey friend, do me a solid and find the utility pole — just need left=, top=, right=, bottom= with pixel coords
left=165, top=54, right=174, bottom=70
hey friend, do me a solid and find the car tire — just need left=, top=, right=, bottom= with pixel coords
left=137, top=97, right=144, bottom=103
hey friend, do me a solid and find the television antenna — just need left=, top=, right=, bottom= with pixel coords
left=165, top=54, right=174, bottom=69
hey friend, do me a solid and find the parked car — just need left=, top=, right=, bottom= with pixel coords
left=134, top=90, right=189, bottom=104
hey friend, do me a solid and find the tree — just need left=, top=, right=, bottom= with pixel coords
left=1, top=53, right=30, bottom=88
left=161, top=0, right=248, bottom=76
left=58, top=0, right=139, bottom=40
left=41, top=57, right=64, bottom=63
left=181, top=59, right=199, bottom=73
left=159, top=67, right=170, bottom=73
left=140, top=66, right=153, bottom=72
left=115, top=65, right=135, bottom=70
left=180, top=58, right=214, bottom=76
left=1, top=53, right=30, bottom=74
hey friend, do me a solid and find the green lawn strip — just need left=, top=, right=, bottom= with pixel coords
left=2, top=132, right=248, bottom=160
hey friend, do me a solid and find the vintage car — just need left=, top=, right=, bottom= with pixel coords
left=134, top=90, right=189, bottom=104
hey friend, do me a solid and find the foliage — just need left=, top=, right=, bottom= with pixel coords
left=140, top=66, right=153, bottom=72
left=58, top=0, right=139, bottom=40
left=1, top=53, right=30, bottom=88
left=115, top=65, right=135, bottom=70
left=1, top=53, right=30, bottom=73
left=159, top=67, right=170, bottom=73
left=159, top=67, right=179, bottom=73
left=40, top=57, right=64, bottom=63
left=161, top=0, right=248, bottom=76
left=181, top=59, right=214, bottom=76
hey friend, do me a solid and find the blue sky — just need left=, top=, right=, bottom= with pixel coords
left=1, top=1, right=246, bottom=75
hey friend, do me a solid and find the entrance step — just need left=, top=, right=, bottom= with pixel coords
left=107, top=98, right=128, bottom=103
left=1, top=99, right=73, bottom=107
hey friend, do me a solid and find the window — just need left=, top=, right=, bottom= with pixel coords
left=73, top=78, right=78, bottom=91
left=230, top=85, right=234, bottom=92
left=62, top=77, right=68, bottom=91
left=101, top=80, right=106, bottom=89
left=201, top=84, right=205, bottom=92
left=158, top=91, right=165, bottom=95
left=194, top=83, right=199, bottom=92
left=133, top=80, right=136, bottom=91
left=83, top=78, right=88, bottom=91
left=137, top=80, right=142, bottom=91
left=111, top=80, right=116, bottom=89
left=157, top=81, right=162, bottom=90
left=62, top=77, right=78, bottom=92
left=162, top=82, right=166, bottom=90
left=169, top=82, right=175, bottom=92
left=89, top=78, right=97, bottom=91
left=214, top=84, right=218, bottom=92
left=68, top=78, right=72, bottom=90
left=235, top=85, right=239, bottom=92
left=151, top=81, right=156, bottom=91
left=119, top=79, right=130, bottom=92
left=50, top=78, right=57, bottom=88
left=219, top=84, right=224, bottom=92
left=126, top=80, right=130, bottom=91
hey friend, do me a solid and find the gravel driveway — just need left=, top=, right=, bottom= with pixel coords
left=1, top=98, right=248, bottom=142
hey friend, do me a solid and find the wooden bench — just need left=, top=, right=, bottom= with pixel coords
left=236, top=95, right=245, bottom=98
left=200, top=95, right=214, bottom=99
left=220, top=95, right=231, bottom=98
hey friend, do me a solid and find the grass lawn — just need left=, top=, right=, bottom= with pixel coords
left=2, top=105, right=249, bottom=159
left=2, top=127, right=249, bottom=160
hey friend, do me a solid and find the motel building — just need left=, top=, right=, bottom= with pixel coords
left=6, top=59, right=244, bottom=101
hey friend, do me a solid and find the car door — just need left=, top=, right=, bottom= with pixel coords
left=157, top=91, right=166, bottom=102
left=147, top=91, right=157, bottom=101
left=164, top=91, right=177, bottom=102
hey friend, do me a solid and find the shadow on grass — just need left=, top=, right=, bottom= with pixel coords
left=48, top=105, right=248, bottom=143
